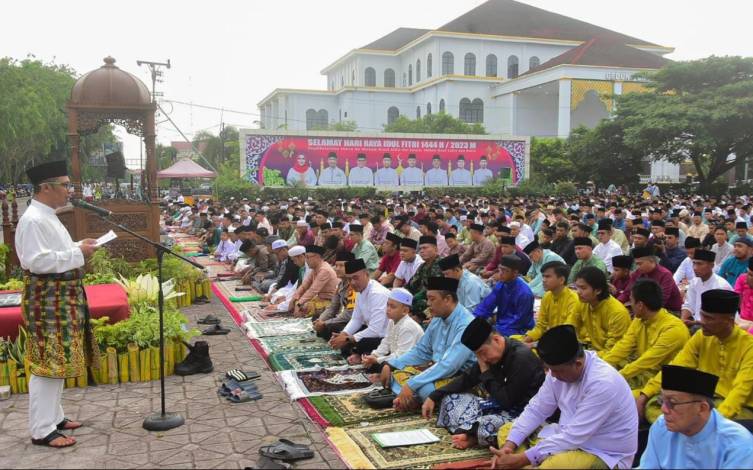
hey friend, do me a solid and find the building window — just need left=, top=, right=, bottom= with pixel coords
left=387, top=106, right=399, bottom=124
left=416, top=59, right=421, bottom=82
left=529, top=56, right=540, bottom=70
left=439, top=99, right=445, bottom=113
left=459, top=99, right=483, bottom=123
left=427, top=102, right=432, bottom=115
left=364, top=67, right=376, bottom=87
left=442, top=52, right=454, bottom=75
left=464, top=53, right=476, bottom=76
left=306, top=109, right=329, bottom=130
left=416, top=106, right=421, bottom=119
left=508, top=55, right=519, bottom=79
left=408, top=64, right=413, bottom=86
left=486, top=54, right=498, bottom=77
left=384, top=68, right=395, bottom=87
left=427, top=53, right=433, bottom=78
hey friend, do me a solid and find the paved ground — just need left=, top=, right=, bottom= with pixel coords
left=0, top=297, right=345, bottom=469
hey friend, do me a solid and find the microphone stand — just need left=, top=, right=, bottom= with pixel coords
left=93, top=213, right=204, bottom=431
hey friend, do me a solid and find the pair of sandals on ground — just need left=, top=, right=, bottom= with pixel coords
left=257, top=438, right=314, bottom=469
left=218, top=369, right=263, bottom=403
left=199, top=313, right=231, bottom=335
left=31, top=418, right=82, bottom=448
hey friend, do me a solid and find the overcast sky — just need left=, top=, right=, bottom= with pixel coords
left=4, top=0, right=752, bottom=168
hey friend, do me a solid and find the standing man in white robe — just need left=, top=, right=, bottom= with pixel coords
left=374, top=153, right=399, bottom=186
left=348, top=153, right=373, bottom=186
left=473, top=156, right=493, bottom=186
left=425, top=155, right=448, bottom=186
left=450, top=155, right=472, bottom=186
left=318, top=152, right=347, bottom=187
left=400, top=154, right=424, bottom=187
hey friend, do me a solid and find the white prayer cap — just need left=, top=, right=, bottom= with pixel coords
left=510, top=221, right=521, bottom=228
left=271, top=240, right=288, bottom=251
left=459, top=215, right=468, bottom=221
left=296, top=220, right=309, bottom=228
left=389, top=288, right=413, bottom=307
left=228, top=226, right=236, bottom=233
left=288, top=245, right=305, bottom=257
left=261, top=206, right=269, bottom=212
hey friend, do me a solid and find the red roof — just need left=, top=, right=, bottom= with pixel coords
left=522, top=37, right=669, bottom=76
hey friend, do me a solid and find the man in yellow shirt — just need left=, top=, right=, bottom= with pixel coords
left=568, top=266, right=630, bottom=352
left=637, top=289, right=753, bottom=423
left=520, top=261, right=579, bottom=347
left=600, top=278, right=689, bottom=392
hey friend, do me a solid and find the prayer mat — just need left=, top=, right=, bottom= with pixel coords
left=245, top=318, right=313, bottom=338
left=431, top=458, right=492, bottom=469
left=258, top=334, right=330, bottom=354
left=277, top=366, right=379, bottom=400
left=326, top=416, right=492, bottom=469
left=269, top=349, right=347, bottom=371
left=307, top=392, right=411, bottom=427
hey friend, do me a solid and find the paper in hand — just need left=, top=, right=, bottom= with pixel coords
left=95, top=230, right=118, bottom=247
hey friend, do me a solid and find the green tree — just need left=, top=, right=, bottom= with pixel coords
left=383, top=113, right=486, bottom=134
left=192, top=125, right=239, bottom=171
left=529, top=137, right=574, bottom=182
left=615, top=56, right=753, bottom=191
left=566, top=123, right=644, bottom=187
left=0, top=57, right=115, bottom=183
left=328, top=120, right=358, bottom=131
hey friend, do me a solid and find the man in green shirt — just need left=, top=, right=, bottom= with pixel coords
left=349, top=224, right=379, bottom=273
left=567, top=237, right=607, bottom=284
left=407, top=235, right=444, bottom=321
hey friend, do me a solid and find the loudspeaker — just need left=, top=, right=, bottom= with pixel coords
left=105, top=151, right=127, bottom=179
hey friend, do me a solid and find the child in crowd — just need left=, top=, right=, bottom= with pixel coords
left=214, top=229, right=236, bottom=263
left=361, top=288, right=424, bottom=372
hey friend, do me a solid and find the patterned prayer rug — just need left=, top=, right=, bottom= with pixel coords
left=307, top=392, right=410, bottom=427
left=326, top=416, right=492, bottom=469
left=258, top=334, right=331, bottom=354
left=245, top=318, right=313, bottom=339
left=277, top=366, right=379, bottom=400
left=269, top=349, right=347, bottom=371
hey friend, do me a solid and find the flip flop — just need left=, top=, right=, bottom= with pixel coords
left=202, top=324, right=230, bottom=335
left=219, top=382, right=258, bottom=397
left=256, top=455, right=292, bottom=469
left=198, top=314, right=221, bottom=325
left=258, top=439, right=314, bottom=461
left=56, top=418, right=82, bottom=431
left=227, top=389, right=263, bottom=403
left=31, top=431, right=76, bottom=448
left=225, top=369, right=260, bottom=382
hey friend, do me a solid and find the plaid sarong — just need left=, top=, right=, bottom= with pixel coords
left=22, top=269, right=100, bottom=379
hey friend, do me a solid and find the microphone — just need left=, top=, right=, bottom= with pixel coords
left=71, top=199, right=112, bottom=217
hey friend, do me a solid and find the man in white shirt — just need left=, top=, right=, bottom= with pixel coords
left=425, top=155, right=448, bottom=186
left=712, top=226, right=734, bottom=270
left=473, top=156, right=493, bottom=186
left=329, top=259, right=390, bottom=360
left=374, top=153, right=399, bottom=186
left=400, top=154, right=424, bottom=187
left=509, top=222, right=530, bottom=248
left=450, top=155, right=472, bottom=186
left=17, top=161, right=100, bottom=449
left=348, top=153, right=374, bottom=186
left=681, top=249, right=732, bottom=327
left=393, top=238, right=424, bottom=288
left=594, top=220, right=624, bottom=274
left=318, top=152, right=346, bottom=186
left=673, top=237, right=701, bottom=285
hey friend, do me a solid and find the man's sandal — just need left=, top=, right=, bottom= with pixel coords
left=31, top=431, right=76, bottom=448
left=56, top=418, right=82, bottom=431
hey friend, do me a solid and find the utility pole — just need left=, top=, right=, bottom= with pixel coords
left=136, top=59, right=171, bottom=102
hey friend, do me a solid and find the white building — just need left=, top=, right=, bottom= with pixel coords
left=258, top=0, right=678, bottom=179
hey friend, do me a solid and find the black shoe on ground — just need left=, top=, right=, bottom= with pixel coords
left=175, top=341, right=214, bottom=376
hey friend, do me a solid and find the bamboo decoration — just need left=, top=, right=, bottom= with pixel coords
left=139, top=349, right=151, bottom=382
left=17, top=376, right=27, bottom=393
left=118, top=353, right=129, bottom=383
left=65, top=377, right=76, bottom=388
left=150, top=347, right=160, bottom=381
left=24, top=358, right=31, bottom=384
left=165, top=339, right=174, bottom=376
left=7, top=361, right=17, bottom=393
left=0, top=361, right=8, bottom=387
left=76, top=371, right=88, bottom=388
left=107, top=347, right=118, bottom=385
left=99, top=356, right=109, bottom=384
left=128, top=343, right=140, bottom=382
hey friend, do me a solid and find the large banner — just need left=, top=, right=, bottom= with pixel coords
left=241, top=131, right=529, bottom=188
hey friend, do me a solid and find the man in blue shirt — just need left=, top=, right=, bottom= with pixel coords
left=640, top=365, right=753, bottom=469
left=383, top=276, right=475, bottom=410
left=474, top=255, right=534, bottom=336
left=717, top=238, right=752, bottom=286
left=438, top=254, right=491, bottom=312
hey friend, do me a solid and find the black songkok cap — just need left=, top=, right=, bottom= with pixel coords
left=536, top=325, right=580, bottom=366
left=349, top=224, right=364, bottom=233
left=345, top=258, right=367, bottom=274
left=665, top=227, right=680, bottom=237
left=662, top=365, right=718, bottom=398
left=401, top=238, right=418, bottom=250
left=419, top=235, right=437, bottom=246
left=26, top=160, right=68, bottom=185
left=612, top=255, right=633, bottom=269
left=426, top=276, right=459, bottom=293
left=499, top=255, right=521, bottom=271
left=470, top=223, right=485, bottom=233
left=573, top=237, right=593, bottom=248
left=631, top=246, right=656, bottom=259
left=685, top=236, right=701, bottom=249
left=693, top=249, right=715, bottom=263
left=635, top=227, right=651, bottom=238
left=497, top=226, right=512, bottom=234
left=499, top=236, right=517, bottom=246
left=461, top=317, right=492, bottom=352
left=438, top=254, right=461, bottom=271
left=597, top=219, right=612, bottom=231
left=305, top=245, right=325, bottom=256
left=336, top=251, right=356, bottom=263
left=385, top=232, right=402, bottom=246
left=523, top=240, right=540, bottom=255
left=701, top=289, right=739, bottom=315
left=737, top=222, right=748, bottom=229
